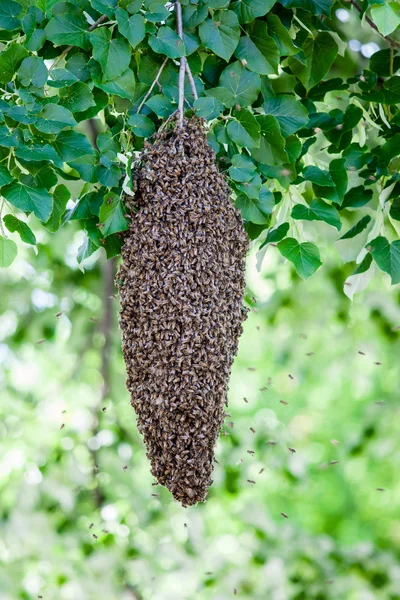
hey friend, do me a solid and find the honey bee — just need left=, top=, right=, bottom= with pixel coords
left=247, top=479, right=255, bottom=484
left=280, top=512, right=288, bottom=519
left=288, top=448, right=296, bottom=454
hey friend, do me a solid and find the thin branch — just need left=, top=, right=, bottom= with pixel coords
left=349, top=0, right=400, bottom=50
left=185, top=61, right=198, bottom=101
left=175, top=1, right=186, bottom=128
left=49, top=14, right=108, bottom=72
left=136, top=57, right=168, bottom=114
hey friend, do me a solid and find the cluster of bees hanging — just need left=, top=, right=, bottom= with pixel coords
left=117, top=117, right=248, bottom=505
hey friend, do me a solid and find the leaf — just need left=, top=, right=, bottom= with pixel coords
left=0, top=236, right=18, bottom=267
left=127, top=113, right=155, bottom=137
left=0, top=125, right=19, bottom=147
left=205, top=86, right=235, bottom=108
left=288, top=32, right=338, bottom=90
left=77, top=234, right=99, bottom=264
left=278, top=237, right=322, bottom=279
left=0, top=42, right=28, bottom=84
left=54, top=130, right=94, bottom=162
left=99, top=193, right=128, bottom=236
left=340, top=215, right=371, bottom=240
left=49, top=68, right=79, bottom=88
left=182, top=2, right=208, bottom=28
left=227, top=109, right=260, bottom=148
left=94, top=68, right=136, bottom=100
left=18, top=56, right=48, bottom=87
left=291, top=198, right=342, bottom=230
left=370, top=2, right=400, bottom=36
left=344, top=254, right=375, bottom=300
left=91, top=0, right=117, bottom=18
left=115, top=8, right=146, bottom=49
left=44, top=184, right=70, bottom=232
left=69, top=191, right=103, bottom=220
left=193, top=97, right=224, bottom=120
left=3, top=214, right=36, bottom=244
left=20, top=164, right=57, bottom=190
left=0, top=0, right=22, bottom=31
left=341, top=186, right=373, bottom=210
left=90, top=29, right=131, bottom=82
left=35, top=104, right=77, bottom=134
left=313, top=158, right=347, bottom=204
left=45, top=13, right=90, bottom=50
left=2, top=181, right=53, bottom=221
left=219, top=61, right=261, bottom=107
left=146, top=94, right=175, bottom=118
left=228, top=153, right=256, bottom=182
left=235, top=173, right=262, bottom=199
left=302, top=166, right=334, bottom=187
left=280, top=0, right=333, bottom=16
left=260, top=222, right=289, bottom=248
left=234, top=23, right=279, bottom=75
left=250, top=115, right=288, bottom=165
left=15, top=143, right=63, bottom=167
left=230, top=0, right=276, bottom=23
left=390, top=197, right=400, bottom=221
left=198, top=10, right=240, bottom=61
left=149, top=26, right=186, bottom=59
left=369, top=236, right=400, bottom=284
left=25, top=28, right=47, bottom=53
left=59, top=82, right=96, bottom=113
left=263, top=95, right=308, bottom=137
left=0, top=164, right=13, bottom=186
left=266, top=14, right=298, bottom=56
left=69, top=153, right=98, bottom=183
left=375, top=133, right=400, bottom=166
left=236, top=185, right=274, bottom=224
left=97, top=163, right=122, bottom=188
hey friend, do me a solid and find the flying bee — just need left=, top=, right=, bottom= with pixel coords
left=288, top=374, right=294, bottom=380
left=102, top=407, right=107, bottom=412
left=374, top=362, right=382, bottom=365
left=280, top=400, right=288, bottom=405
left=56, top=312, right=62, bottom=317
left=93, top=534, right=98, bottom=539
left=288, top=448, right=296, bottom=454
left=330, top=439, right=340, bottom=446
left=267, top=441, right=276, bottom=446
left=60, top=424, right=65, bottom=430
left=330, top=460, right=339, bottom=465
left=281, top=512, right=288, bottom=519
left=259, top=468, right=264, bottom=474
left=36, top=339, right=45, bottom=344
left=247, top=479, right=255, bottom=484
left=358, top=351, right=365, bottom=355
left=250, top=427, right=256, bottom=434
left=247, top=450, right=254, bottom=456
left=89, top=523, right=94, bottom=529
left=376, top=488, right=385, bottom=492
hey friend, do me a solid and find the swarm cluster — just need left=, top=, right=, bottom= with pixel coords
left=117, top=117, right=248, bottom=506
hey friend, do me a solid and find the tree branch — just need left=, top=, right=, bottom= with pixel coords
left=349, top=0, right=400, bottom=50
left=137, top=57, right=169, bottom=114
left=185, top=61, right=198, bottom=101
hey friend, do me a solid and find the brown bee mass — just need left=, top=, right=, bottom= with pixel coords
left=116, top=117, right=248, bottom=506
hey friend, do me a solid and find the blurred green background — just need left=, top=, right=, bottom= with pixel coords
left=1, top=216, right=400, bottom=600
left=1, top=6, right=400, bottom=600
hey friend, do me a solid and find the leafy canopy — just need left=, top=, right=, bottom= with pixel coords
left=0, top=0, right=400, bottom=296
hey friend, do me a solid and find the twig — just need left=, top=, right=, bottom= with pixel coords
left=49, top=14, right=108, bottom=72
left=185, top=61, right=198, bottom=101
left=136, top=57, right=168, bottom=114
left=175, top=1, right=186, bottom=128
left=349, top=0, right=400, bottom=49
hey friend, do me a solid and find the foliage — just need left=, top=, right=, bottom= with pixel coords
left=0, top=0, right=399, bottom=296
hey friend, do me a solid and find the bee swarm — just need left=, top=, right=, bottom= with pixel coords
left=117, top=117, right=248, bottom=506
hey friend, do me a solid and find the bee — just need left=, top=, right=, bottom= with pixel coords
left=375, top=401, right=385, bottom=406
left=248, top=367, right=256, bottom=371
left=151, top=493, right=159, bottom=497
left=299, top=333, right=307, bottom=339
left=280, top=512, right=288, bottom=519
left=60, top=424, right=65, bottom=430
left=330, top=460, right=339, bottom=465
left=102, top=407, right=107, bottom=412
left=56, top=312, right=62, bottom=317
left=288, top=374, right=294, bottom=380
left=93, top=534, right=98, bottom=539
left=89, top=523, right=94, bottom=529
left=250, top=427, right=255, bottom=434
left=36, top=339, right=46, bottom=344
left=330, top=439, right=340, bottom=446
left=358, top=351, right=366, bottom=355
left=62, top=410, right=66, bottom=414
left=288, top=448, right=296, bottom=454
left=376, top=488, right=385, bottom=492
left=89, top=317, right=98, bottom=323
left=259, top=468, right=264, bottom=474
left=305, top=352, right=314, bottom=357
left=267, top=441, right=276, bottom=446
left=243, top=397, right=248, bottom=403
left=374, top=362, right=382, bottom=365
left=234, top=589, right=237, bottom=596
left=247, top=450, right=254, bottom=456
left=123, top=465, right=128, bottom=471
left=280, top=400, right=288, bottom=405
left=247, top=479, right=255, bottom=484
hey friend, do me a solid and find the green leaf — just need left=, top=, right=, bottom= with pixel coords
left=146, top=94, right=175, bottom=118
left=266, top=14, right=298, bottom=56
left=288, top=32, right=338, bottom=90
left=97, top=163, right=122, bottom=188
left=44, top=184, right=70, bottom=233
left=18, top=56, right=48, bottom=87
left=260, top=222, right=289, bottom=248
left=93, top=68, right=136, bottom=100
left=278, top=237, right=322, bottom=279
left=250, top=115, right=288, bottom=165
left=340, top=215, right=371, bottom=240
left=0, top=125, right=19, bottom=147
left=2, top=181, right=53, bottom=221
left=228, top=153, right=256, bottom=182
left=263, top=95, right=308, bottom=137
left=69, top=153, right=98, bottom=183
left=370, top=2, right=400, bottom=36
left=25, top=28, right=47, bottom=53
left=369, top=236, right=400, bottom=284
left=0, top=42, right=28, bottom=84
left=20, top=164, right=57, bottom=190
left=227, top=109, right=260, bottom=148
left=0, top=0, right=22, bottom=31
left=235, top=173, right=262, bottom=199
left=45, top=13, right=90, bottom=50
left=341, top=186, right=373, bottom=210
left=91, top=0, right=117, bottom=18
left=280, top=0, right=333, bottom=16
left=77, top=234, right=99, bottom=264
left=302, top=166, right=334, bottom=187
left=390, top=197, right=400, bottom=221
left=3, top=214, right=36, bottom=245
left=48, top=68, right=79, bottom=88
left=219, top=61, right=261, bottom=107
left=182, top=2, right=208, bottom=28
left=54, top=130, right=94, bottom=162
left=0, top=165, right=13, bottom=186
left=145, top=2, right=171, bottom=22
left=313, top=158, right=347, bottom=204
left=127, top=113, right=155, bottom=137
left=234, top=23, right=279, bottom=75
left=375, top=133, right=400, bottom=166
left=230, top=0, right=276, bottom=23
left=193, top=96, right=224, bottom=120
left=115, top=8, right=145, bottom=49
left=291, top=198, right=342, bottom=230
left=236, top=185, right=274, bottom=224
left=35, top=104, right=77, bottom=134
left=69, top=192, right=103, bottom=220
left=59, top=82, right=95, bottom=113
left=149, top=26, right=186, bottom=59
left=0, top=236, right=18, bottom=267
left=90, top=29, right=131, bottom=82
left=205, top=86, right=235, bottom=108
left=99, top=193, right=128, bottom=236
left=198, top=10, right=240, bottom=61
left=15, top=143, right=63, bottom=167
